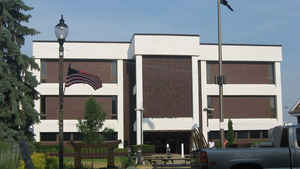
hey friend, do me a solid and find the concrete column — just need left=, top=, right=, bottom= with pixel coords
left=201, top=61, right=208, bottom=140
left=33, top=59, right=41, bottom=142
left=135, top=55, right=143, bottom=145
left=192, top=56, right=200, bottom=128
left=275, top=62, right=283, bottom=125
left=33, top=98, right=41, bottom=141
left=117, top=60, right=124, bottom=148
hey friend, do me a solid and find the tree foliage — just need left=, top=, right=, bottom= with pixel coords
left=77, top=96, right=106, bottom=144
left=226, top=119, right=235, bottom=146
left=0, top=0, right=39, bottom=142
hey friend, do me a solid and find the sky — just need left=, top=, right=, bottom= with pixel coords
left=22, top=0, right=300, bottom=123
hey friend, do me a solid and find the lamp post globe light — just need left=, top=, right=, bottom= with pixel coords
left=55, top=15, right=68, bottom=169
left=55, top=15, right=69, bottom=42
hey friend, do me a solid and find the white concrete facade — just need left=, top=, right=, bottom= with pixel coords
left=33, top=34, right=283, bottom=147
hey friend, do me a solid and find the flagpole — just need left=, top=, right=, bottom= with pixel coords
left=217, top=0, right=225, bottom=149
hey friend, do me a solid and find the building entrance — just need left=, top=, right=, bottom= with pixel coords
left=143, top=131, right=191, bottom=154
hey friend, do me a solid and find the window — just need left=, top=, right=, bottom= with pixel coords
left=296, top=128, right=300, bottom=147
left=208, top=131, right=220, bottom=140
left=40, top=132, right=57, bottom=141
left=250, top=130, right=261, bottom=139
left=103, top=132, right=118, bottom=141
left=40, top=96, right=46, bottom=120
left=206, top=62, right=275, bottom=84
left=64, top=133, right=71, bottom=141
left=207, top=97, right=213, bottom=119
left=112, top=96, right=117, bottom=119
left=268, top=63, right=275, bottom=84
left=206, top=96, right=277, bottom=119
left=42, top=95, right=116, bottom=120
left=270, top=97, right=277, bottom=118
left=73, top=133, right=82, bottom=141
left=207, top=97, right=212, bottom=108
left=237, top=131, right=249, bottom=139
left=262, top=130, right=268, bottom=138
left=112, top=61, right=118, bottom=83
left=206, top=63, right=212, bottom=84
left=41, top=60, right=47, bottom=83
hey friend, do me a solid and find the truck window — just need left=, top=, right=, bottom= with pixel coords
left=280, top=128, right=289, bottom=147
left=297, top=128, right=300, bottom=147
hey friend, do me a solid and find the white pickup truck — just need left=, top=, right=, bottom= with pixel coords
left=191, top=125, right=300, bottom=169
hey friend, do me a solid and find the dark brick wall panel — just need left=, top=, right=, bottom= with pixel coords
left=42, top=59, right=116, bottom=83
left=208, top=96, right=276, bottom=119
left=207, top=62, right=274, bottom=84
left=142, top=55, right=193, bottom=118
left=44, top=96, right=115, bottom=119
left=123, top=60, right=136, bottom=145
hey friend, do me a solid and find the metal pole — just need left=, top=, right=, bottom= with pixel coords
left=217, top=0, right=225, bottom=149
left=58, top=40, right=64, bottom=169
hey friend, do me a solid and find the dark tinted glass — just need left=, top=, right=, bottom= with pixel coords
left=73, top=133, right=82, bottom=141
left=64, top=133, right=71, bottom=141
left=208, top=131, right=220, bottom=140
left=41, top=60, right=46, bottom=83
left=40, top=132, right=57, bottom=141
left=112, top=61, right=118, bottom=83
left=112, top=96, right=117, bottom=119
left=40, top=96, right=46, bottom=120
left=237, top=131, right=249, bottom=139
left=262, top=130, right=268, bottom=138
left=250, top=130, right=261, bottom=139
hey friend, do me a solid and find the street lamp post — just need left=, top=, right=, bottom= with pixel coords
left=217, top=0, right=225, bottom=149
left=55, top=15, right=69, bottom=169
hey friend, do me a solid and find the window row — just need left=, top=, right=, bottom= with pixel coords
left=207, top=96, right=277, bottom=119
left=41, top=59, right=118, bottom=83
left=40, top=132, right=118, bottom=142
left=40, top=95, right=118, bottom=120
left=208, top=130, right=269, bottom=140
left=206, top=61, right=275, bottom=84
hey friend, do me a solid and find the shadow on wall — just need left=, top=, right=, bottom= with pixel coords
left=143, top=118, right=155, bottom=130
left=133, top=118, right=155, bottom=131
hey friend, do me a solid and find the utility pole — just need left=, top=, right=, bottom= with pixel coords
left=217, top=0, right=225, bottom=148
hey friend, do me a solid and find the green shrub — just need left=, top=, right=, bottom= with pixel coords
left=46, top=155, right=58, bottom=169
left=119, top=156, right=134, bottom=169
left=226, top=119, right=235, bottom=146
left=130, top=144, right=155, bottom=153
left=18, top=152, right=59, bottom=169
left=18, top=153, right=46, bottom=169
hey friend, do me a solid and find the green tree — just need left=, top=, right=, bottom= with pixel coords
left=77, top=96, right=106, bottom=144
left=226, top=119, right=235, bottom=146
left=0, top=0, right=39, bottom=142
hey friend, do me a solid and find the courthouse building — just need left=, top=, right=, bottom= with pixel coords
left=32, top=33, right=283, bottom=153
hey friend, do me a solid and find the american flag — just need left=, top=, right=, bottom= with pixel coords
left=65, top=65, right=102, bottom=90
